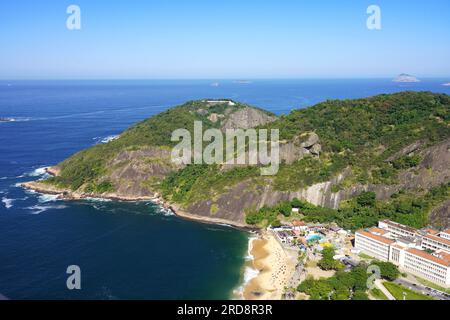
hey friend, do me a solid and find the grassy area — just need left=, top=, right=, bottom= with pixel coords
left=370, top=288, right=388, bottom=300
left=414, top=276, right=450, bottom=294
left=383, top=282, right=434, bottom=300
left=358, top=252, right=374, bottom=261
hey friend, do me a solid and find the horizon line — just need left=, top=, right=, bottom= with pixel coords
left=1, top=76, right=450, bottom=82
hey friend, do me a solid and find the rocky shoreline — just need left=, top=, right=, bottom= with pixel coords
left=21, top=167, right=257, bottom=232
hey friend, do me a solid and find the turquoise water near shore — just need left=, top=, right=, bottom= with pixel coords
left=1, top=79, right=449, bottom=299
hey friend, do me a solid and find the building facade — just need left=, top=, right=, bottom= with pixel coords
left=355, top=220, right=450, bottom=288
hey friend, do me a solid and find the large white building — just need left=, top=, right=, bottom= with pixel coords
left=355, top=220, right=450, bottom=288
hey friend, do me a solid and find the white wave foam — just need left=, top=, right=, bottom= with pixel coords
left=233, top=265, right=260, bottom=299
left=159, top=207, right=175, bottom=216
left=38, top=194, right=60, bottom=203
left=243, top=266, right=259, bottom=283
left=94, top=135, right=119, bottom=145
left=27, top=204, right=67, bottom=214
left=84, top=197, right=112, bottom=203
left=27, top=166, right=49, bottom=177
left=1, top=197, right=14, bottom=209
left=22, top=186, right=36, bottom=193
left=245, top=236, right=258, bottom=261
left=0, top=117, right=32, bottom=123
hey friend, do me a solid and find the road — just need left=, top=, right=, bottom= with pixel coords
left=394, top=278, right=450, bottom=300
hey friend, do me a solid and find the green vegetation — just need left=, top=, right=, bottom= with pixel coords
left=358, top=252, right=374, bottom=261
left=298, top=261, right=400, bottom=300
left=356, top=192, right=376, bottom=207
left=42, top=92, right=450, bottom=229
left=392, top=154, right=422, bottom=170
left=297, top=265, right=369, bottom=300
left=371, top=261, right=400, bottom=281
left=245, top=200, right=292, bottom=226
left=263, top=91, right=450, bottom=190
left=383, top=282, right=433, bottom=300
left=45, top=100, right=264, bottom=191
left=247, top=183, right=450, bottom=230
left=370, top=288, right=389, bottom=300
left=84, top=181, right=115, bottom=194
left=160, top=164, right=259, bottom=205
left=273, top=154, right=347, bottom=191
left=317, top=247, right=344, bottom=271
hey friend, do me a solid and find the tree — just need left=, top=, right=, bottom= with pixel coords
left=352, top=290, right=369, bottom=300
left=297, top=278, right=333, bottom=300
left=373, top=261, right=400, bottom=281
left=276, top=201, right=292, bottom=217
left=291, top=198, right=303, bottom=208
left=356, top=192, right=376, bottom=207
left=318, top=247, right=344, bottom=271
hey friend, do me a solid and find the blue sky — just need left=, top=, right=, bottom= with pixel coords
left=1, top=0, right=449, bottom=79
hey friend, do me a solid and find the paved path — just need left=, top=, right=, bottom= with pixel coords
left=375, top=279, right=396, bottom=300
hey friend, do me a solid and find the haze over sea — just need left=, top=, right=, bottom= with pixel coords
left=0, top=79, right=449, bottom=299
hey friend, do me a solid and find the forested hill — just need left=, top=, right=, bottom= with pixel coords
left=27, top=92, right=450, bottom=230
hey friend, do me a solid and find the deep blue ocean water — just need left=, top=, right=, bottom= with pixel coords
left=0, top=79, right=449, bottom=299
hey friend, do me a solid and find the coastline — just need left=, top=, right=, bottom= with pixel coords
left=240, top=231, right=296, bottom=300
left=21, top=167, right=257, bottom=232
left=22, top=167, right=297, bottom=301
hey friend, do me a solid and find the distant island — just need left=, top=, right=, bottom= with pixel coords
left=393, top=73, right=420, bottom=83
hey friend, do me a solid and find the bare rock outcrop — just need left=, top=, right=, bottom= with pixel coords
left=429, top=200, right=450, bottom=229
left=106, top=147, right=181, bottom=198
left=279, top=132, right=322, bottom=164
left=221, top=107, right=276, bottom=131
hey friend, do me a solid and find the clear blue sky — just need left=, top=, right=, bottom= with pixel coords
left=1, top=0, right=449, bottom=79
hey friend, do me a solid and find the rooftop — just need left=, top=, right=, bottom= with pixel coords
left=424, top=233, right=450, bottom=246
left=356, top=229, right=395, bottom=245
left=381, top=219, right=417, bottom=234
left=406, top=248, right=450, bottom=267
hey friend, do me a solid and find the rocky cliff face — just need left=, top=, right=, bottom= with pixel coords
left=429, top=200, right=450, bottom=229
left=179, top=139, right=450, bottom=225
left=23, top=94, right=450, bottom=228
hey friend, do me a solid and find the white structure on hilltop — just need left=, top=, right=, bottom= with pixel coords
left=355, top=220, right=450, bottom=287
left=204, top=100, right=236, bottom=107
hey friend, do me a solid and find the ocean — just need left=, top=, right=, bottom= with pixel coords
left=0, top=79, right=449, bottom=299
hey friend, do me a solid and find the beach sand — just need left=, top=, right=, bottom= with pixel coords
left=243, top=233, right=295, bottom=300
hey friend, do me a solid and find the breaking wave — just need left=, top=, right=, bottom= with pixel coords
left=26, top=166, right=50, bottom=178
left=0, top=117, right=32, bottom=123
left=93, top=135, right=119, bottom=144
left=27, top=204, right=67, bottom=215
left=1, top=197, right=14, bottom=209
left=37, top=194, right=60, bottom=203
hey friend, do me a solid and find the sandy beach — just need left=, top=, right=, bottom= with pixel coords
left=243, top=232, right=296, bottom=300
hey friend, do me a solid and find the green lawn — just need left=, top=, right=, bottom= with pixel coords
left=358, top=252, right=374, bottom=261
left=370, top=288, right=388, bottom=300
left=383, top=282, right=434, bottom=300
